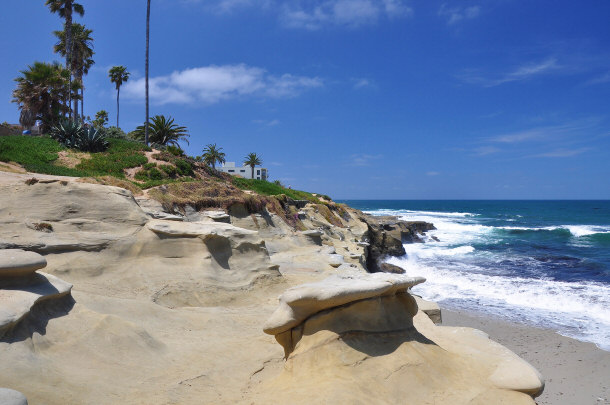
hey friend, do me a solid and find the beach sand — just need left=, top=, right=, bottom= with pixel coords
left=443, top=309, right=610, bottom=405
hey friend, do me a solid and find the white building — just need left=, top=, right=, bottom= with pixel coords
left=218, top=162, right=268, bottom=180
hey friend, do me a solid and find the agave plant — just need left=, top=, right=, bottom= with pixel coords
left=49, top=119, right=84, bottom=148
left=49, top=119, right=108, bottom=152
left=76, top=127, right=108, bottom=152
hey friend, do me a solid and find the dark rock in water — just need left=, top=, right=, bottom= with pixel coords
left=431, top=236, right=440, bottom=242
left=378, top=262, right=406, bottom=274
left=0, top=388, right=28, bottom=405
left=353, top=213, right=434, bottom=273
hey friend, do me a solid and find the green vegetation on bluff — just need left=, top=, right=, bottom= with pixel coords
left=0, top=135, right=164, bottom=181
left=232, top=178, right=320, bottom=202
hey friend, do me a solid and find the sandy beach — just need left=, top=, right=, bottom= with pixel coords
left=443, top=308, right=610, bottom=405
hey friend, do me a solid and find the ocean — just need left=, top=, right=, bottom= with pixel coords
left=342, top=200, right=610, bottom=351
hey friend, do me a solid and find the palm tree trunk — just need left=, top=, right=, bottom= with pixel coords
left=81, top=86, right=84, bottom=122
left=73, top=79, right=79, bottom=120
left=251, top=166, right=254, bottom=179
left=145, top=0, right=151, bottom=146
left=117, top=87, right=120, bottom=128
left=66, top=1, right=73, bottom=120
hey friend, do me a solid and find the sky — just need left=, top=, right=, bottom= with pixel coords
left=1, top=0, right=609, bottom=199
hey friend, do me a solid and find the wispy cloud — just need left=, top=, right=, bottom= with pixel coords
left=472, top=146, right=500, bottom=156
left=123, top=64, right=322, bottom=105
left=585, top=71, right=610, bottom=86
left=348, top=153, right=383, bottom=166
left=352, top=77, right=375, bottom=89
left=528, top=148, right=591, bottom=158
left=426, top=171, right=440, bottom=176
left=187, top=0, right=412, bottom=28
left=459, top=58, right=560, bottom=87
left=252, top=119, right=280, bottom=127
left=485, top=120, right=599, bottom=144
left=438, top=4, right=480, bottom=25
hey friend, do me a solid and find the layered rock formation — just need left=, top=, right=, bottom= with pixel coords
left=258, top=274, right=544, bottom=404
left=0, top=177, right=544, bottom=405
left=0, top=249, right=72, bottom=339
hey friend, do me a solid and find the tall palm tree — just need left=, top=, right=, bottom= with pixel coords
left=108, top=66, right=130, bottom=128
left=54, top=23, right=94, bottom=121
left=132, top=115, right=189, bottom=147
left=202, top=144, right=226, bottom=170
left=243, top=153, right=263, bottom=179
left=145, top=0, right=151, bottom=146
left=45, top=0, right=85, bottom=119
left=12, top=61, right=71, bottom=132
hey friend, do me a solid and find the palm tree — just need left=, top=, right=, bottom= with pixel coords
left=12, top=62, right=71, bottom=132
left=108, top=66, right=130, bottom=128
left=54, top=23, right=94, bottom=121
left=243, top=153, right=263, bottom=179
left=145, top=0, right=151, bottom=146
left=45, top=0, right=85, bottom=119
left=202, top=144, right=226, bottom=170
left=131, top=115, right=189, bottom=147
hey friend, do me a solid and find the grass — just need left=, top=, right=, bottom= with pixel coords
left=232, top=177, right=321, bottom=202
left=75, top=138, right=150, bottom=177
left=0, top=135, right=87, bottom=176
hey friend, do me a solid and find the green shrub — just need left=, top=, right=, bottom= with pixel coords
left=175, top=159, right=193, bottom=176
left=143, top=162, right=157, bottom=170
left=160, top=164, right=178, bottom=177
left=134, top=169, right=149, bottom=181
left=148, top=167, right=164, bottom=180
left=166, top=145, right=184, bottom=156
left=102, top=126, right=127, bottom=139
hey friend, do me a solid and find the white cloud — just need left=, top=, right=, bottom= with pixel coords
left=253, top=118, right=280, bottom=126
left=122, top=64, right=322, bottom=105
left=585, top=71, right=610, bottom=85
left=352, top=78, right=374, bottom=89
left=349, top=153, right=383, bottom=166
left=459, top=58, right=560, bottom=87
left=280, top=0, right=412, bottom=30
left=472, top=146, right=500, bottom=156
left=529, top=148, right=590, bottom=158
left=438, top=4, right=480, bottom=25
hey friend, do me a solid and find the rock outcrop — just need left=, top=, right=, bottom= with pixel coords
left=0, top=249, right=72, bottom=338
left=258, top=274, right=544, bottom=404
left=353, top=213, right=435, bottom=272
left=0, top=388, right=28, bottom=405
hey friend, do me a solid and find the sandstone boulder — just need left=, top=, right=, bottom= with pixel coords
left=257, top=274, right=544, bottom=404
left=0, top=388, right=28, bottom=405
left=0, top=272, right=72, bottom=338
left=0, top=249, right=47, bottom=278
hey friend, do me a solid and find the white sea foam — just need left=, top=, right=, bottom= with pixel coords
left=366, top=207, right=610, bottom=350
left=388, top=246, right=610, bottom=350
left=497, top=225, right=610, bottom=237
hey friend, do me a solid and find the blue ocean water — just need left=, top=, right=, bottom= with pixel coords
left=342, top=200, right=610, bottom=350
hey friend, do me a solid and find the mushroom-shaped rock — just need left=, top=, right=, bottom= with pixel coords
left=328, top=254, right=344, bottom=268
left=263, top=273, right=425, bottom=336
left=0, top=272, right=72, bottom=338
left=204, top=211, right=231, bottom=223
left=0, top=249, right=47, bottom=278
left=0, top=389, right=28, bottom=405
left=301, top=230, right=323, bottom=237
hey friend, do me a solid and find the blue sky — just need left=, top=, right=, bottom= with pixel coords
left=1, top=0, right=609, bottom=199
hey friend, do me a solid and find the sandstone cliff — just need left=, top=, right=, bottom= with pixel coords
left=0, top=178, right=543, bottom=404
